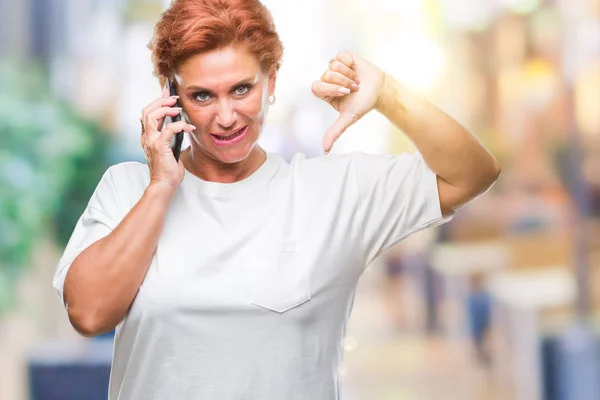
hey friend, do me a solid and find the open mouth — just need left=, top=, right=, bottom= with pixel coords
left=211, top=126, right=245, bottom=140
left=209, top=126, right=249, bottom=146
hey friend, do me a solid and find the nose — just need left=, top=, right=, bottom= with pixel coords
left=215, top=99, right=237, bottom=129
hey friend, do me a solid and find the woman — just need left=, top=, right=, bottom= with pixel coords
left=53, top=0, right=500, bottom=398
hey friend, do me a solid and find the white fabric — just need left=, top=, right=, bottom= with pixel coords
left=53, top=151, right=453, bottom=400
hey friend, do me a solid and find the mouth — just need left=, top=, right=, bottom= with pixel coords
left=209, top=126, right=249, bottom=146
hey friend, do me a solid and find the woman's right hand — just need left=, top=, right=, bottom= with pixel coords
left=140, top=87, right=196, bottom=191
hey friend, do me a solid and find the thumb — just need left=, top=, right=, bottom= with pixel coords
left=323, top=113, right=356, bottom=154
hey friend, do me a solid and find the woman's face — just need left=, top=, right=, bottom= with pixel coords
left=175, top=45, right=276, bottom=164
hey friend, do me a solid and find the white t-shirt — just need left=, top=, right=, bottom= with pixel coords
left=53, top=151, right=453, bottom=400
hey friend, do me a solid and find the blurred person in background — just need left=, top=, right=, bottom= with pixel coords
left=52, top=0, right=501, bottom=398
left=466, top=272, right=492, bottom=366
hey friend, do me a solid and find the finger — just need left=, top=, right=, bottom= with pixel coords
left=311, top=81, right=351, bottom=98
left=321, top=70, right=359, bottom=92
left=328, top=60, right=359, bottom=84
left=146, top=106, right=183, bottom=140
left=335, top=50, right=356, bottom=69
left=141, top=96, right=179, bottom=121
left=159, top=121, right=196, bottom=144
left=142, top=96, right=180, bottom=133
left=323, top=113, right=357, bottom=154
left=148, top=106, right=183, bottom=126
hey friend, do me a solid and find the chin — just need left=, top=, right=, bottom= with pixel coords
left=210, top=141, right=258, bottom=165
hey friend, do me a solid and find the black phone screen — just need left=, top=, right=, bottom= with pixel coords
left=167, top=80, right=185, bottom=162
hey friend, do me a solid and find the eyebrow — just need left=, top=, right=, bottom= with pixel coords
left=185, top=78, right=256, bottom=94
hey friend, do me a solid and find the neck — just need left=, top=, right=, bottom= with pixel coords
left=182, top=145, right=267, bottom=184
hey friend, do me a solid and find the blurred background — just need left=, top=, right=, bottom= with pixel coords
left=1, top=0, right=600, bottom=399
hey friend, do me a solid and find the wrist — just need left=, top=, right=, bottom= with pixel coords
left=375, top=73, right=399, bottom=115
left=376, top=74, right=413, bottom=129
left=145, top=182, right=177, bottom=202
left=375, top=72, right=393, bottom=114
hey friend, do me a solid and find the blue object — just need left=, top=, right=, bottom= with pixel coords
left=466, top=289, right=491, bottom=364
left=28, top=340, right=112, bottom=400
left=541, top=325, right=600, bottom=400
left=466, top=290, right=491, bottom=343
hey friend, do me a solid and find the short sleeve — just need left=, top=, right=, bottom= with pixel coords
left=52, top=166, right=123, bottom=308
left=356, top=152, right=454, bottom=266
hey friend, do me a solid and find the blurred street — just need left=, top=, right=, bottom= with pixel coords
left=1, top=0, right=600, bottom=399
left=343, top=263, right=506, bottom=400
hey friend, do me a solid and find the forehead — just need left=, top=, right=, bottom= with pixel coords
left=177, top=45, right=262, bottom=90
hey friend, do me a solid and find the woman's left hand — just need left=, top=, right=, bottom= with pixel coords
left=312, top=50, right=387, bottom=153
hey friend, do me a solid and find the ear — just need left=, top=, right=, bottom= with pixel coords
left=268, top=70, right=277, bottom=97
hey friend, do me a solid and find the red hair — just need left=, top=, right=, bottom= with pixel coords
left=149, top=0, right=284, bottom=87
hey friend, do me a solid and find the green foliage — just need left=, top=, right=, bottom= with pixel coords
left=0, top=60, right=111, bottom=315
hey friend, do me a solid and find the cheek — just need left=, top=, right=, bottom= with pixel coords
left=185, top=109, right=211, bottom=128
left=238, top=95, right=267, bottom=122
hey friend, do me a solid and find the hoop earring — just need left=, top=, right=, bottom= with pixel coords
left=268, top=94, right=276, bottom=105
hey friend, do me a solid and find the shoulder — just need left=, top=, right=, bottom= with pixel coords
left=354, top=152, right=429, bottom=183
left=107, top=161, right=149, bottom=184
left=102, top=161, right=150, bottom=205
left=283, top=151, right=362, bottom=178
left=355, top=151, right=417, bottom=167
left=283, top=151, right=419, bottom=178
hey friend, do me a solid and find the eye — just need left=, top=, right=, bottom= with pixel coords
left=234, top=85, right=251, bottom=96
left=194, top=92, right=211, bottom=102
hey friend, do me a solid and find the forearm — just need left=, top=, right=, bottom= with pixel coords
left=64, top=184, right=175, bottom=336
left=377, top=74, right=500, bottom=193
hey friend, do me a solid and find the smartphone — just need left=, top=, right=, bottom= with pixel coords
left=167, top=79, right=185, bottom=162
